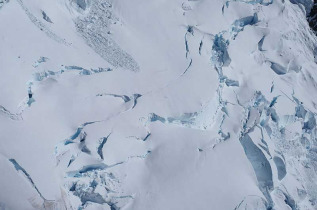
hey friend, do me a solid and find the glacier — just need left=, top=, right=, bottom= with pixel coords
left=1, top=0, right=317, bottom=209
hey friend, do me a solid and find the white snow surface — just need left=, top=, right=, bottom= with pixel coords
left=1, top=0, right=317, bottom=209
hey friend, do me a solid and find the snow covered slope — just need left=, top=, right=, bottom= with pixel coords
left=1, top=0, right=317, bottom=209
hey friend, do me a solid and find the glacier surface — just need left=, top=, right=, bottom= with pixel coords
left=1, top=0, right=317, bottom=209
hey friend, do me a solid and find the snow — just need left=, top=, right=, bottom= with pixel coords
left=1, top=0, right=317, bottom=209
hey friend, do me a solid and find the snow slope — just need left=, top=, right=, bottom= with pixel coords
left=1, top=0, right=317, bottom=209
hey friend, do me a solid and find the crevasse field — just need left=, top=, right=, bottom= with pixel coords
left=1, top=0, right=317, bottom=209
